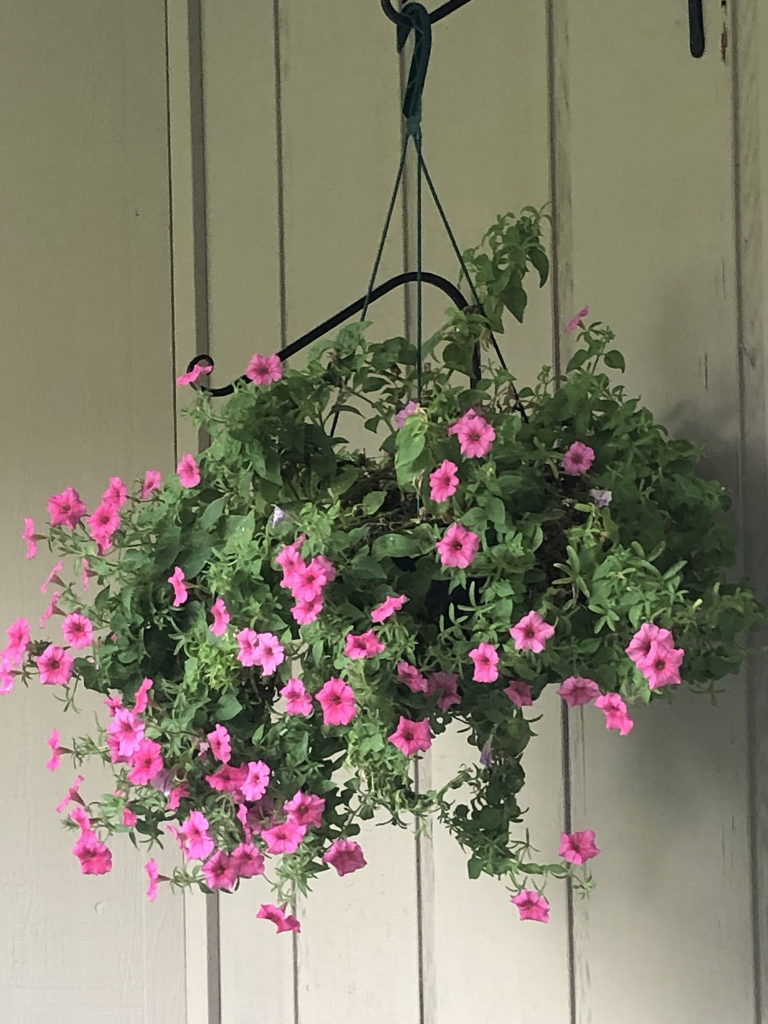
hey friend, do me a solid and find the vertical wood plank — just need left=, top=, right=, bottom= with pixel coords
left=562, top=2, right=755, bottom=1021
left=0, top=3, right=185, bottom=1021
left=410, top=3, right=572, bottom=1021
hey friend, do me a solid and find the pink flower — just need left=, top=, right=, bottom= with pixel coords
left=133, top=677, right=153, bottom=714
left=558, top=676, right=600, bottom=708
left=203, top=850, right=238, bottom=891
left=46, top=729, right=65, bottom=771
left=509, top=611, right=555, bottom=653
left=236, top=628, right=261, bottom=666
left=231, top=843, right=265, bottom=879
left=102, top=477, right=128, bottom=509
left=262, top=820, right=307, bottom=855
left=62, top=613, right=93, bottom=649
left=448, top=410, right=496, bottom=458
left=289, top=558, right=329, bottom=603
left=469, top=642, right=499, bottom=683
left=562, top=441, right=595, bottom=476
left=41, top=561, right=64, bottom=593
left=55, top=774, right=85, bottom=814
left=206, top=765, right=248, bottom=794
left=397, top=661, right=429, bottom=693
left=140, top=470, right=163, bottom=499
left=210, top=598, right=230, bottom=636
left=180, top=810, right=215, bottom=861
left=38, top=591, right=62, bottom=629
left=23, top=518, right=39, bottom=559
left=504, top=680, right=533, bottom=707
left=559, top=829, right=601, bottom=865
left=638, top=641, right=685, bottom=689
left=344, top=630, right=386, bottom=659
left=284, top=791, right=325, bottom=829
left=371, top=594, right=408, bottom=624
left=280, top=678, right=313, bottom=716
left=72, top=832, right=112, bottom=875
left=145, top=859, right=160, bottom=901
left=48, top=486, right=87, bottom=528
left=316, top=677, right=357, bottom=726
left=291, top=595, right=324, bottom=625
left=127, top=739, right=164, bottom=785
left=436, top=522, right=480, bottom=569
left=81, top=557, right=94, bottom=591
left=167, top=783, right=188, bottom=811
left=5, top=617, right=31, bottom=662
left=323, top=838, right=367, bottom=877
left=36, top=645, right=74, bottom=686
left=625, top=622, right=674, bottom=664
left=0, top=663, right=14, bottom=695
left=594, top=693, right=634, bottom=736
left=394, top=401, right=422, bottom=428
left=70, top=805, right=92, bottom=832
left=122, top=808, right=138, bottom=827
left=176, top=362, right=213, bottom=387
left=566, top=305, right=589, bottom=331
left=241, top=761, right=271, bottom=802
left=429, top=460, right=460, bottom=502
left=167, top=567, right=188, bottom=607
left=388, top=716, right=432, bottom=756
left=177, top=453, right=201, bottom=488
left=207, top=724, right=232, bottom=764
left=87, top=502, right=121, bottom=553
left=253, top=632, right=285, bottom=675
left=511, top=890, right=550, bottom=923
left=245, top=353, right=283, bottom=385
left=274, top=536, right=306, bottom=574
left=107, top=708, right=146, bottom=758
left=426, top=671, right=461, bottom=711
left=257, top=904, right=301, bottom=934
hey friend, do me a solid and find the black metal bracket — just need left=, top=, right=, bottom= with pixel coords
left=380, top=0, right=473, bottom=26
left=186, top=271, right=474, bottom=397
left=689, top=0, right=705, bottom=57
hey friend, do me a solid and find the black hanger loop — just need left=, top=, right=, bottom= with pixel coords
left=688, top=0, right=705, bottom=57
left=380, top=0, right=473, bottom=27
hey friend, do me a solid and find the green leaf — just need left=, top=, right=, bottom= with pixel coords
left=604, top=349, right=626, bottom=372
left=371, top=533, right=422, bottom=559
left=362, top=491, right=387, bottom=515
left=528, top=247, right=549, bottom=287
left=200, top=496, right=226, bottom=532
left=214, top=694, right=243, bottom=721
left=501, top=274, right=527, bottom=323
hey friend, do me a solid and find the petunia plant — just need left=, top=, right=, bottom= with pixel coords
left=5, top=207, right=762, bottom=931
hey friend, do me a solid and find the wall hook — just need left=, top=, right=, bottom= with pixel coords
left=689, top=0, right=705, bottom=57
left=380, top=0, right=473, bottom=27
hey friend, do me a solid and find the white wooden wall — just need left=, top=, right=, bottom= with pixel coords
left=1, top=2, right=767, bottom=1022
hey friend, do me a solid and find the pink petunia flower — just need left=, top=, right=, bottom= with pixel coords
left=594, top=693, right=634, bottom=736
left=55, top=774, right=85, bottom=814
left=179, top=810, right=215, bottom=861
left=133, top=677, right=153, bottom=714
left=344, top=630, right=386, bottom=659
left=316, top=677, right=357, bottom=726
left=562, top=441, right=595, bottom=476
left=469, top=643, right=500, bottom=683
left=231, top=843, right=265, bottom=879
left=167, top=783, right=188, bottom=811
left=262, top=820, right=307, bottom=855
left=62, top=613, right=93, bottom=649
left=203, top=850, right=238, bottom=891
left=36, top=645, right=74, bottom=686
left=40, top=561, right=64, bottom=593
left=274, top=535, right=307, bottom=575
left=176, top=362, right=213, bottom=387
left=102, top=477, right=128, bottom=510
left=145, top=858, right=160, bottom=901
left=257, top=904, right=301, bottom=934
left=371, top=594, right=408, bottom=624
left=388, top=716, right=432, bottom=756
left=23, top=518, right=39, bottom=559
left=566, top=305, right=589, bottom=332
left=177, top=453, right=201, bottom=489
left=127, top=739, right=164, bottom=785
left=437, top=522, right=480, bottom=569
left=206, top=765, right=248, bottom=794
left=397, top=661, right=429, bottom=693
left=638, top=641, right=685, bottom=689
left=559, top=829, right=601, bottom=865
left=0, top=662, right=14, bottom=696
left=140, top=470, right=163, bottom=499
left=72, top=832, right=112, bottom=875
left=236, top=628, right=261, bottom=666
left=253, top=632, right=285, bottom=675
left=122, top=808, right=138, bottom=827
left=291, top=595, right=325, bottom=625
left=107, top=708, right=146, bottom=758
left=509, top=610, right=555, bottom=653
left=241, top=761, right=271, bottom=802
left=81, top=557, right=94, bottom=591
left=504, top=680, right=534, bottom=707
left=48, top=486, right=87, bottom=529
left=87, top=502, right=121, bottom=553
left=323, top=838, right=367, bottom=877
left=557, top=676, right=600, bottom=708
left=167, top=567, right=188, bottom=607
left=70, top=805, right=92, bottom=832
left=39, top=591, right=62, bottom=629
left=429, top=460, right=460, bottom=502
left=46, top=728, right=66, bottom=771
left=625, top=622, right=675, bottom=664
left=511, top=890, right=550, bottom=923
left=209, top=597, right=230, bottom=636
left=280, top=678, right=313, bottom=717
left=288, top=558, right=330, bottom=603
left=207, top=724, right=232, bottom=764
left=448, top=410, right=496, bottom=458
left=245, top=353, right=283, bottom=385
left=284, top=791, right=325, bottom=829
left=394, top=401, right=422, bottom=428
left=5, top=617, right=31, bottom=663
left=426, top=671, right=461, bottom=711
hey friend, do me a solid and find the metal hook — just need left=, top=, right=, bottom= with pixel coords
left=688, top=0, right=705, bottom=57
left=380, top=0, right=473, bottom=27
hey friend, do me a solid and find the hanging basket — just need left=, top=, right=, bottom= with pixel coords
left=7, top=208, right=762, bottom=930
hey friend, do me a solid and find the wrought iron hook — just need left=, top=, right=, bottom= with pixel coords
left=380, top=0, right=473, bottom=27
